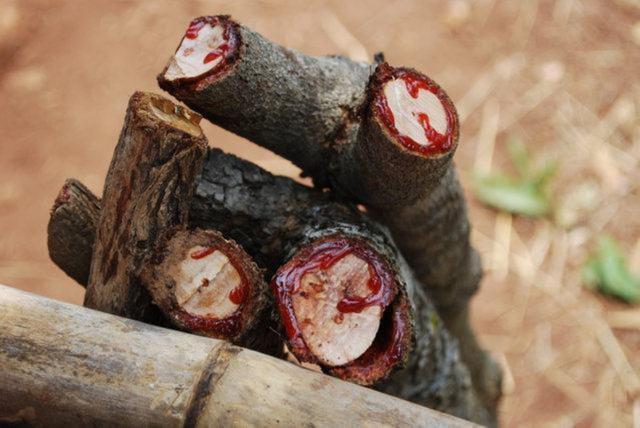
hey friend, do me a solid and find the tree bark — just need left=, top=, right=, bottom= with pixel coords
left=47, top=179, right=99, bottom=286
left=47, top=190, right=279, bottom=352
left=157, top=15, right=372, bottom=185
left=376, top=167, right=503, bottom=413
left=84, top=92, right=208, bottom=322
left=48, top=149, right=491, bottom=424
left=157, top=16, right=500, bottom=412
left=0, top=284, right=473, bottom=428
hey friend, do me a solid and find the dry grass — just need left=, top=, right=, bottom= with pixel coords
left=458, top=1, right=640, bottom=425
left=0, top=0, right=639, bottom=426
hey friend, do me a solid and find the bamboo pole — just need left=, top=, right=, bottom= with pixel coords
left=0, top=284, right=473, bottom=427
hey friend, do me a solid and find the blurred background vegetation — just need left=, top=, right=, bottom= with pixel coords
left=0, top=0, right=639, bottom=426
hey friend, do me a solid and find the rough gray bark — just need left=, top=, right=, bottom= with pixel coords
left=157, top=17, right=500, bottom=412
left=378, top=284, right=491, bottom=427
left=47, top=179, right=99, bottom=286
left=376, top=166, right=502, bottom=413
left=48, top=149, right=490, bottom=424
left=84, top=92, right=208, bottom=322
left=158, top=16, right=371, bottom=184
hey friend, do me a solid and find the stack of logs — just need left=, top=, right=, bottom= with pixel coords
left=47, top=15, right=502, bottom=426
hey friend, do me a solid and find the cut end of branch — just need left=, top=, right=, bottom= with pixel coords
left=177, top=245, right=244, bottom=318
left=271, top=235, right=412, bottom=385
left=147, top=95, right=203, bottom=137
left=142, top=228, right=266, bottom=342
left=130, top=92, right=204, bottom=138
left=48, top=179, right=99, bottom=287
left=159, top=16, right=239, bottom=86
left=53, top=180, right=72, bottom=208
left=294, top=252, right=382, bottom=367
left=370, top=63, right=459, bottom=157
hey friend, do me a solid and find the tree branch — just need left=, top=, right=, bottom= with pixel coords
left=84, top=92, right=208, bottom=322
left=139, top=227, right=269, bottom=344
left=157, top=15, right=371, bottom=184
left=47, top=179, right=99, bottom=286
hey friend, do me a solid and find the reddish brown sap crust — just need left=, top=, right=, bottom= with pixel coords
left=229, top=283, right=248, bottom=305
left=190, top=246, right=216, bottom=260
left=270, top=236, right=409, bottom=378
left=373, top=68, right=459, bottom=157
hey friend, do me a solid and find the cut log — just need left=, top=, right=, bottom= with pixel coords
left=193, top=150, right=414, bottom=387
left=47, top=150, right=492, bottom=424
left=140, top=227, right=268, bottom=344
left=84, top=92, right=208, bottom=322
left=0, top=284, right=473, bottom=428
left=334, top=63, right=457, bottom=206
left=158, top=16, right=371, bottom=183
left=157, top=16, right=500, bottom=414
left=270, top=233, right=412, bottom=386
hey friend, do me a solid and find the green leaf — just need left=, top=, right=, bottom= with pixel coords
left=473, top=174, right=551, bottom=217
left=473, top=138, right=556, bottom=218
left=580, top=258, right=600, bottom=290
left=582, top=236, right=640, bottom=304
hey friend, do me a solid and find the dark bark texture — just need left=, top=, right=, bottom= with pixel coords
left=379, top=167, right=478, bottom=310
left=376, top=166, right=502, bottom=414
left=157, top=17, right=500, bottom=412
left=378, top=285, right=493, bottom=427
left=193, top=150, right=418, bottom=386
left=48, top=179, right=99, bottom=286
left=159, top=16, right=372, bottom=184
left=190, top=150, right=416, bottom=286
left=84, top=92, right=207, bottom=322
left=49, top=149, right=489, bottom=424
left=184, top=149, right=491, bottom=423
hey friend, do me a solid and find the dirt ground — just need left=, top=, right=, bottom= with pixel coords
left=1, top=0, right=639, bottom=426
